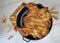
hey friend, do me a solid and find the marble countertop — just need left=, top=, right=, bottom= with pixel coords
left=0, top=0, right=60, bottom=43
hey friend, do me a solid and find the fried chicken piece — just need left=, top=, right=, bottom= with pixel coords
left=24, top=7, right=51, bottom=24
left=31, top=29, right=42, bottom=38
left=23, top=18, right=49, bottom=38
left=9, top=14, right=17, bottom=26
left=24, top=17, right=49, bottom=28
left=30, top=23, right=48, bottom=38
left=18, top=27, right=32, bottom=37
left=46, top=20, right=51, bottom=28
left=38, top=7, right=51, bottom=21
left=24, top=6, right=39, bottom=18
left=38, top=26, right=49, bottom=36
left=9, top=3, right=27, bottom=26
left=14, top=26, right=32, bottom=36
left=23, top=19, right=36, bottom=28
left=26, top=2, right=36, bottom=10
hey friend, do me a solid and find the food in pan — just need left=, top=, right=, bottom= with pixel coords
left=9, top=2, right=58, bottom=39
left=16, top=2, right=51, bottom=39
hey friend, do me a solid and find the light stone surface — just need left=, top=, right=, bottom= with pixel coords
left=0, top=0, right=60, bottom=43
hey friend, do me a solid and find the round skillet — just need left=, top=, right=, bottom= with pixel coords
left=17, top=3, right=52, bottom=42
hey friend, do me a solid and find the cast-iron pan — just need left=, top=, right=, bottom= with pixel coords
left=17, top=3, right=52, bottom=42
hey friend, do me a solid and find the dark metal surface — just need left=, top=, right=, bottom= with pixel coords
left=17, top=7, right=28, bottom=27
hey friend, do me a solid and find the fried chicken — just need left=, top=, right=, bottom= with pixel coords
left=10, top=2, right=52, bottom=39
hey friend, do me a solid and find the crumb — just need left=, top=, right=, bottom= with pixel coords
left=51, top=11, right=58, bottom=14
left=52, top=15, right=58, bottom=20
left=8, top=35, right=13, bottom=40
left=49, top=7, right=55, bottom=11
left=6, top=25, right=13, bottom=32
left=2, top=15, right=6, bottom=23
left=13, top=26, right=18, bottom=32
left=7, top=28, right=12, bottom=32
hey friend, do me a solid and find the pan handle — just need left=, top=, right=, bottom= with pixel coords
left=22, top=37, right=30, bottom=42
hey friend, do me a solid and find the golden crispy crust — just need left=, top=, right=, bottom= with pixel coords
left=22, top=3, right=51, bottom=38
left=9, top=2, right=52, bottom=39
left=9, top=3, right=26, bottom=26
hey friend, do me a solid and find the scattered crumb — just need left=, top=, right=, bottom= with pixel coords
left=52, top=15, right=58, bottom=20
left=1, top=15, right=6, bottom=23
left=7, top=25, right=13, bottom=32
left=51, top=11, right=58, bottom=14
left=13, top=26, right=18, bottom=32
left=10, top=25, right=13, bottom=29
left=49, top=7, right=58, bottom=20
left=9, top=2, right=26, bottom=26
left=8, top=35, right=13, bottom=40
left=9, top=14, right=16, bottom=26
left=2, top=18, right=6, bottom=23
left=7, top=28, right=12, bottom=32
left=49, top=7, right=55, bottom=11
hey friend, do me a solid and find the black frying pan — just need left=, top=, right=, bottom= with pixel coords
left=16, top=3, right=52, bottom=42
